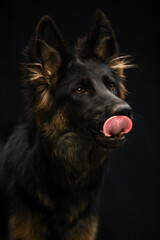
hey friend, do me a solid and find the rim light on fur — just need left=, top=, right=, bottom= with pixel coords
left=109, top=55, right=134, bottom=80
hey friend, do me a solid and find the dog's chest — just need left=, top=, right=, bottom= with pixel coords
left=9, top=203, right=98, bottom=240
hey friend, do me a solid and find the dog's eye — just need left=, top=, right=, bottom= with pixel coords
left=74, top=87, right=86, bottom=95
left=108, top=83, right=115, bottom=91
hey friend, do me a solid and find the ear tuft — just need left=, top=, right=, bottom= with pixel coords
left=40, top=42, right=61, bottom=84
left=22, top=15, right=72, bottom=118
left=32, top=15, right=70, bottom=84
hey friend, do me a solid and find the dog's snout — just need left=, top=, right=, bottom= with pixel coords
left=112, top=103, right=132, bottom=118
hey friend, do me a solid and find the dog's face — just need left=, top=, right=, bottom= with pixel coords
left=24, top=10, right=132, bottom=149
left=55, top=59, right=132, bottom=148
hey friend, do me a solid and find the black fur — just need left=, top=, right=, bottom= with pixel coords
left=0, top=10, right=133, bottom=240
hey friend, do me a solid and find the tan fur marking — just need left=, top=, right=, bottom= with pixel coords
left=26, top=63, right=44, bottom=82
left=41, top=122, right=52, bottom=138
left=37, top=192, right=55, bottom=209
left=34, top=88, right=51, bottom=112
left=41, top=107, right=68, bottom=139
left=67, top=200, right=89, bottom=223
left=64, top=216, right=98, bottom=240
left=25, top=63, right=53, bottom=114
left=119, top=82, right=128, bottom=99
left=9, top=215, right=46, bottom=240
left=94, top=36, right=112, bottom=58
left=109, top=55, right=134, bottom=99
left=109, top=55, right=133, bottom=80
left=53, top=108, right=68, bottom=131
left=53, top=132, right=79, bottom=161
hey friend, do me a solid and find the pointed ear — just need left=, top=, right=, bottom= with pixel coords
left=34, top=16, right=71, bottom=84
left=75, top=10, right=119, bottom=63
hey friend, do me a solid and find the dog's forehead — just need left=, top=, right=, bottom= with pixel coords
left=67, top=60, right=113, bottom=80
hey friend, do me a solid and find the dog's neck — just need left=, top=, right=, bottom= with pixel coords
left=37, top=131, right=110, bottom=207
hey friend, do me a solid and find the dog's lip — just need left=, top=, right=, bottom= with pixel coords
left=92, top=129, right=124, bottom=138
left=91, top=128, right=125, bottom=144
left=99, top=130, right=125, bottom=139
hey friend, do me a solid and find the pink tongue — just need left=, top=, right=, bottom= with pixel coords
left=103, top=115, right=133, bottom=137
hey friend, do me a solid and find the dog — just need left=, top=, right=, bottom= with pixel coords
left=0, top=10, right=133, bottom=240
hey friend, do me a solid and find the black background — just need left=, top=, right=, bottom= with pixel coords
left=0, top=1, right=159, bottom=240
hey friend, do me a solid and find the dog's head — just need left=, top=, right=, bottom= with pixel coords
left=23, top=10, right=133, bottom=149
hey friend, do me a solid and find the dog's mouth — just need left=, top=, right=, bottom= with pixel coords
left=91, top=128, right=126, bottom=148
left=91, top=115, right=133, bottom=148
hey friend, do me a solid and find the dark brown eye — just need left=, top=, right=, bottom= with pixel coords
left=108, top=83, right=115, bottom=91
left=74, top=87, right=86, bottom=95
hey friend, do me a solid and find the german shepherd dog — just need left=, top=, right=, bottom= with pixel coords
left=0, top=10, right=133, bottom=240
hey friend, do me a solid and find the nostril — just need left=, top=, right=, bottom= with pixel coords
left=112, top=104, right=132, bottom=118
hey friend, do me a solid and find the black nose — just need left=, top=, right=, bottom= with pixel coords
left=112, top=103, right=132, bottom=118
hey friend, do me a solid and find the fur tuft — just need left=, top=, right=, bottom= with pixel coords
left=25, top=63, right=44, bottom=81
left=109, top=55, right=134, bottom=99
left=22, top=59, right=53, bottom=120
left=109, top=55, right=134, bottom=79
